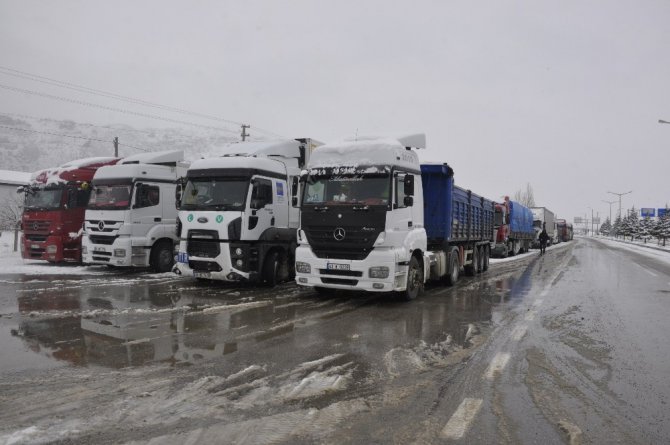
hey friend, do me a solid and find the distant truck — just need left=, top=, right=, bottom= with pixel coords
left=491, top=197, right=535, bottom=257
left=530, top=207, right=557, bottom=247
left=82, top=150, right=188, bottom=272
left=556, top=219, right=573, bottom=242
left=174, top=138, right=322, bottom=285
left=19, top=157, right=119, bottom=262
left=294, top=135, right=495, bottom=300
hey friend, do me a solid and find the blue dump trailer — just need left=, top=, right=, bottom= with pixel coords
left=492, top=197, right=535, bottom=257
left=421, top=163, right=495, bottom=282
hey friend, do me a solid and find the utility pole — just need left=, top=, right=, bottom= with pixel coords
left=607, top=190, right=632, bottom=219
left=113, top=136, right=119, bottom=157
left=241, top=124, right=250, bottom=142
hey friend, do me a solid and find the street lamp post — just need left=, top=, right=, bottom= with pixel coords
left=607, top=190, right=632, bottom=219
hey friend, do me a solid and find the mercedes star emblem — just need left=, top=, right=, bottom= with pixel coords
left=333, top=227, right=346, bottom=241
left=98, top=221, right=105, bottom=231
left=32, top=222, right=39, bottom=231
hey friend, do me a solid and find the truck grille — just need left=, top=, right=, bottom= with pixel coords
left=320, top=277, right=359, bottom=286
left=304, top=226, right=379, bottom=260
left=89, top=235, right=117, bottom=245
left=25, top=235, right=48, bottom=242
left=187, top=230, right=220, bottom=258
left=318, top=269, right=363, bottom=277
left=24, top=220, right=50, bottom=233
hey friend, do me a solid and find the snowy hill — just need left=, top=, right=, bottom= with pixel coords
left=0, top=113, right=243, bottom=172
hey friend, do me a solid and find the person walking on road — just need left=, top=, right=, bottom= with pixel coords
left=539, top=227, right=550, bottom=255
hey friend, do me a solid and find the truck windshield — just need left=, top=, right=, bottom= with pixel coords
left=24, top=187, right=64, bottom=210
left=303, top=175, right=390, bottom=206
left=88, top=184, right=132, bottom=210
left=180, top=178, right=248, bottom=211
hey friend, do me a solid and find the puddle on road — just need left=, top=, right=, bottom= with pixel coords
left=4, top=257, right=541, bottom=373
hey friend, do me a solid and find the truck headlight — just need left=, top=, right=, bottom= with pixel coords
left=114, top=249, right=126, bottom=257
left=46, top=245, right=58, bottom=253
left=369, top=266, right=389, bottom=278
left=295, top=261, right=311, bottom=274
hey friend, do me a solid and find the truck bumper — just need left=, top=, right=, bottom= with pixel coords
left=294, top=246, right=405, bottom=292
left=21, top=234, right=79, bottom=263
left=82, top=236, right=150, bottom=267
left=173, top=241, right=253, bottom=282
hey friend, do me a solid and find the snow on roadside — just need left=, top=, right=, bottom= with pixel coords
left=593, top=237, right=670, bottom=266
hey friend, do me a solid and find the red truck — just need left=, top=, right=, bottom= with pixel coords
left=556, top=219, right=574, bottom=242
left=20, top=157, right=119, bottom=263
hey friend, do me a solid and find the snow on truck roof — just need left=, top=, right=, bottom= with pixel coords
left=197, top=139, right=313, bottom=160
left=30, top=157, right=119, bottom=185
left=120, top=150, right=184, bottom=165
left=308, top=134, right=425, bottom=170
left=188, top=155, right=288, bottom=175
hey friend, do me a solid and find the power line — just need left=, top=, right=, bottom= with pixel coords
left=0, top=65, right=286, bottom=139
left=0, top=83, right=241, bottom=136
left=0, top=124, right=148, bottom=152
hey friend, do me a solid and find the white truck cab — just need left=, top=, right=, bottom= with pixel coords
left=82, top=150, right=188, bottom=272
left=294, top=135, right=428, bottom=298
left=174, top=138, right=321, bottom=285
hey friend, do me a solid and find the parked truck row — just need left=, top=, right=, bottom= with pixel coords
left=18, top=134, right=571, bottom=299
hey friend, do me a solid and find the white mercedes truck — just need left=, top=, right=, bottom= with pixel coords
left=82, top=150, right=188, bottom=272
left=173, top=138, right=321, bottom=285
left=294, top=135, right=495, bottom=300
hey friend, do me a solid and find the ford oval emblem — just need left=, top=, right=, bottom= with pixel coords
left=197, top=217, right=208, bottom=223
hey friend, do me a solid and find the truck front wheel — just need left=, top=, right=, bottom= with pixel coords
left=151, top=240, right=174, bottom=273
left=262, top=251, right=279, bottom=287
left=445, top=252, right=459, bottom=286
left=401, top=256, right=423, bottom=301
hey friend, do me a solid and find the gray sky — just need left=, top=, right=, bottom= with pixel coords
left=2, top=0, right=670, bottom=223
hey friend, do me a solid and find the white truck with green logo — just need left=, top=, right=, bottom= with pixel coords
left=173, top=139, right=321, bottom=285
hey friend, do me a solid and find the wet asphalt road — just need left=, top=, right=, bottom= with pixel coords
left=0, top=238, right=669, bottom=444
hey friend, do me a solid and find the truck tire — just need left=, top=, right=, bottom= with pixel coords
left=151, top=240, right=174, bottom=273
left=445, top=251, right=459, bottom=286
left=400, top=256, right=423, bottom=301
left=465, top=247, right=479, bottom=276
left=262, top=251, right=279, bottom=287
left=482, top=246, right=490, bottom=271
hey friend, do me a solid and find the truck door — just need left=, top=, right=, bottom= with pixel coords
left=392, top=171, right=414, bottom=236
left=132, top=183, right=162, bottom=238
left=244, top=177, right=275, bottom=240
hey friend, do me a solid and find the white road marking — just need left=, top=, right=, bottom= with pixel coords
left=485, top=352, right=511, bottom=380
left=525, top=310, right=536, bottom=321
left=511, top=325, right=528, bottom=341
left=440, top=398, right=483, bottom=439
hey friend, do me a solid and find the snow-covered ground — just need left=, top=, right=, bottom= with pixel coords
left=0, top=231, right=110, bottom=275
left=591, top=236, right=670, bottom=266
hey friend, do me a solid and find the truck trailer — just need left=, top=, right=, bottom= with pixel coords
left=294, top=135, right=495, bottom=300
left=556, top=219, right=573, bottom=242
left=174, top=138, right=321, bottom=285
left=82, top=150, right=187, bottom=272
left=19, top=157, right=119, bottom=263
left=491, top=196, right=535, bottom=257
left=530, top=207, right=557, bottom=247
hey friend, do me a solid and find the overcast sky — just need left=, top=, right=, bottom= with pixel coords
left=1, top=0, right=670, bottom=223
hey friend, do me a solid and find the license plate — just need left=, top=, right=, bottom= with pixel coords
left=177, top=252, right=189, bottom=263
left=93, top=247, right=106, bottom=252
left=327, top=262, right=350, bottom=271
left=194, top=271, right=211, bottom=279
left=31, top=244, right=40, bottom=249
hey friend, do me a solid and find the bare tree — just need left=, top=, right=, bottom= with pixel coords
left=513, top=183, right=536, bottom=207
left=0, top=194, right=24, bottom=251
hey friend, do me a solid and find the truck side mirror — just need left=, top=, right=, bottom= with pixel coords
left=404, top=175, right=414, bottom=196
left=403, top=196, right=414, bottom=207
